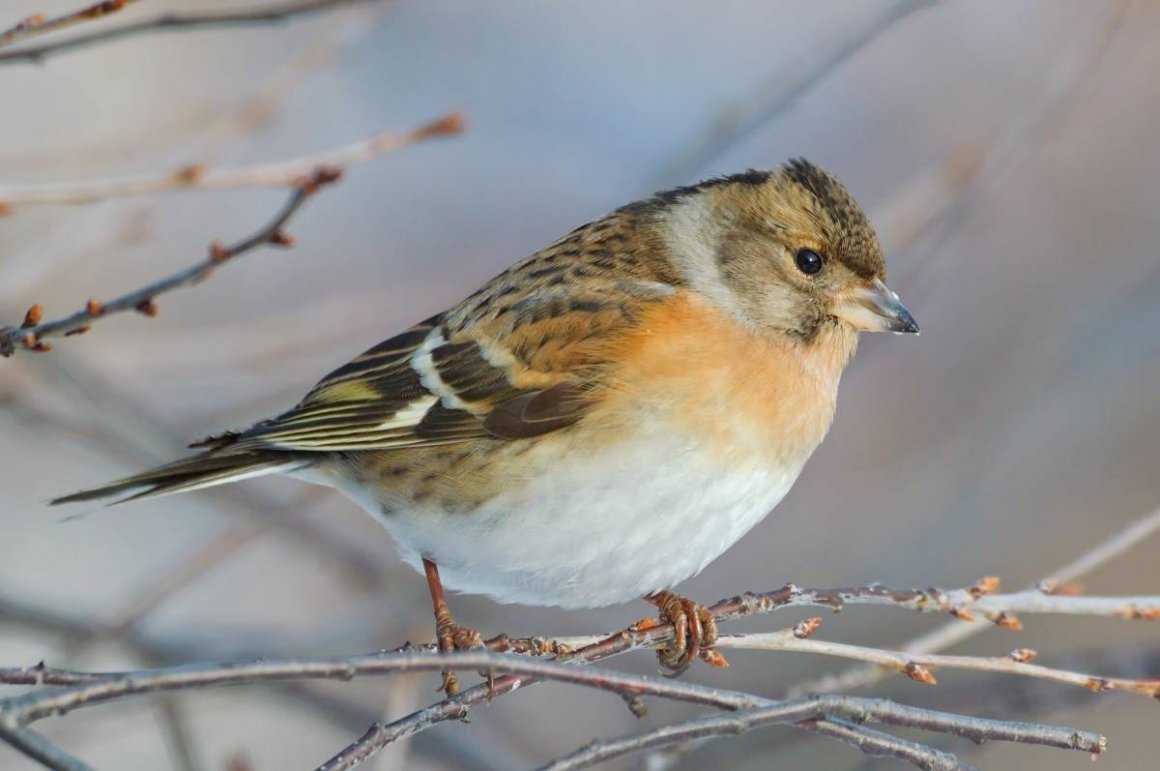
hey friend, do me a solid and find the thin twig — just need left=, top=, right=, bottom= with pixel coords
left=717, top=624, right=1160, bottom=698
left=0, top=600, right=500, bottom=770
left=0, top=1, right=139, bottom=49
left=0, top=720, right=93, bottom=771
left=0, top=113, right=464, bottom=211
left=807, top=718, right=970, bottom=771
left=791, top=506, right=1160, bottom=697
left=0, top=167, right=342, bottom=357
left=537, top=703, right=1030, bottom=771
left=318, top=574, right=1158, bottom=767
left=3, top=545, right=1154, bottom=768
left=0, top=651, right=1104, bottom=771
left=0, top=0, right=377, bottom=65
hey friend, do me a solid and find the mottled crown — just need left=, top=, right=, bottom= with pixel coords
left=632, top=160, right=885, bottom=279
left=782, top=158, right=885, bottom=279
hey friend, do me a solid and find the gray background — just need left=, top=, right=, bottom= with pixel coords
left=1, top=1, right=1158, bottom=769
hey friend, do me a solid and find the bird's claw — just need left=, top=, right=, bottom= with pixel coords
left=435, top=618, right=485, bottom=698
left=645, top=591, right=726, bottom=675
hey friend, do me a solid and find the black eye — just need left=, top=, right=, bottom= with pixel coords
left=794, top=248, right=824, bottom=275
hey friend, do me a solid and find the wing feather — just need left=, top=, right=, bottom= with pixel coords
left=226, top=210, right=679, bottom=453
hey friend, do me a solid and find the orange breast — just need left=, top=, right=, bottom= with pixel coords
left=592, top=292, right=854, bottom=467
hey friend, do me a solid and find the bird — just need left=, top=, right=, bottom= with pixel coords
left=53, top=159, right=918, bottom=694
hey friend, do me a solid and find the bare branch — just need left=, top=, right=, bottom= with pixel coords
left=0, top=0, right=378, bottom=65
left=0, top=1, right=139, bottom=50
left=0, top=113, right=464, bottom=211
left=1, top=652, right=767, bottom=723
left=0, top=167, right=342, bottom=357
left=717, top=624, right=1160, bottom=698
left=536, top=699, right=1109, bottom=771
left=6, top=570, right=1148, bottom=766
left=320, top=572, right=1158, bottom=767
left=709, top=578, right=1160, bottom=626
left=0, top=721, right=93, bottom=771
left=3, top=574, right=1145, bottom=770
left=792, top=506, right=1160, bottom=697
left=0, top=651, right=1104, bottom=771
left=806, top=718, right=970, bottom=771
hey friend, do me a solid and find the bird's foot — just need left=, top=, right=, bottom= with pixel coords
left=641, top=591, right=728, bottom=675
left=424, top=557, right=492, bottom=698
left=434, top=609, right=486, bottom=697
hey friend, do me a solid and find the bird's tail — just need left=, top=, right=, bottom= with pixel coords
left=50, top=450, right=307, bottom=506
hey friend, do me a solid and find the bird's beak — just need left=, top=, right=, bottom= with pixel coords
left=835, top=278, right=920, bottom=334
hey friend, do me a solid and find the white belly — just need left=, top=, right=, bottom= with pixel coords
left=324, top=427, right=805, bottom=609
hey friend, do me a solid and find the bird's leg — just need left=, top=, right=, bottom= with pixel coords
left=641, top=591, right=727, bottom=674
left=422, top=557, right=484, bottom=697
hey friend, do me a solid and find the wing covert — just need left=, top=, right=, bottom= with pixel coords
left=229, top=209, right=680, bottom=453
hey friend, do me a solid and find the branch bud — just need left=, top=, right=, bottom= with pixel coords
left=1008, top=648, right=1038, bottom=663
left=701, top=649, right=730, bottom=668
left=173, top=163, right=207, bottom=186
left=22, top=331, right=51, bottom=352
left=989, top=612, right=1023, bottom=631
left=904, top=662, right=937, bottom=685
left=970, top=576, right=1001, bottom=597
left=793, top=617, right=823, bottom=639
left=413, top=112, right=466, bottom=141
left=300, top=166, right=344, bottom=195
left=268, top=229, right=295, bottom=248
left=21, top=304, right=43, bottom=328
left=950, top=607, right=976, bottom=623
left=1121, top=605, right=1160, bottom=621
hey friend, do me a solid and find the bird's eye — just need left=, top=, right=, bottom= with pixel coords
left=794, top=248, right=824, bottom=275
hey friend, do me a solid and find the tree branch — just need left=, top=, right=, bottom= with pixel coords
left=790, top=505, right=1160, bottom=697
left=0, top=166, right=342, bottom=357
left=0, top=1, right=139, bottom=50
left=0, top=651, right=1105, bottom=771
left=3, top=572, right=1147, bottom=770
left=0, top=0, right=378, bottom=65
left=806, top=718, right=969, bottom=771
left=0, top=113, right=464, bottom=211
left=538, top=697, right=1105, bottom=771
left=481, top=577, right=1160, bottom=669
left=717, top=622, right=1160, bottom=697
left=3, top=531, right=1155, bottom=769
left=316, top=574, right=1157, bottom=769
left=0, top=721, right=93, bottom=771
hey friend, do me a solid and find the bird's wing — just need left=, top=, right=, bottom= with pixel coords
left=228, top=243, right=677, bottom=453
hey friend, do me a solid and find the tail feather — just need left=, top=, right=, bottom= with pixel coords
left=50, top=451, right=306, bottom=506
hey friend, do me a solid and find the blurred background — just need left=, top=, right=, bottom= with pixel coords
left=1, top=0, right=1158, bottom=769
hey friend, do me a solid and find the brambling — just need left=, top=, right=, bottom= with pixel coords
left=54, top=160, right=917, bottom=692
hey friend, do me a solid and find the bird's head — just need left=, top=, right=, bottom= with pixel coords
left=652, top=160, right=918, bottom=344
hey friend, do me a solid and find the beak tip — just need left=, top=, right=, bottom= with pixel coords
left=893, top=304, right=920, bottom=335
left=843, top=279, right=921, bottom=335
